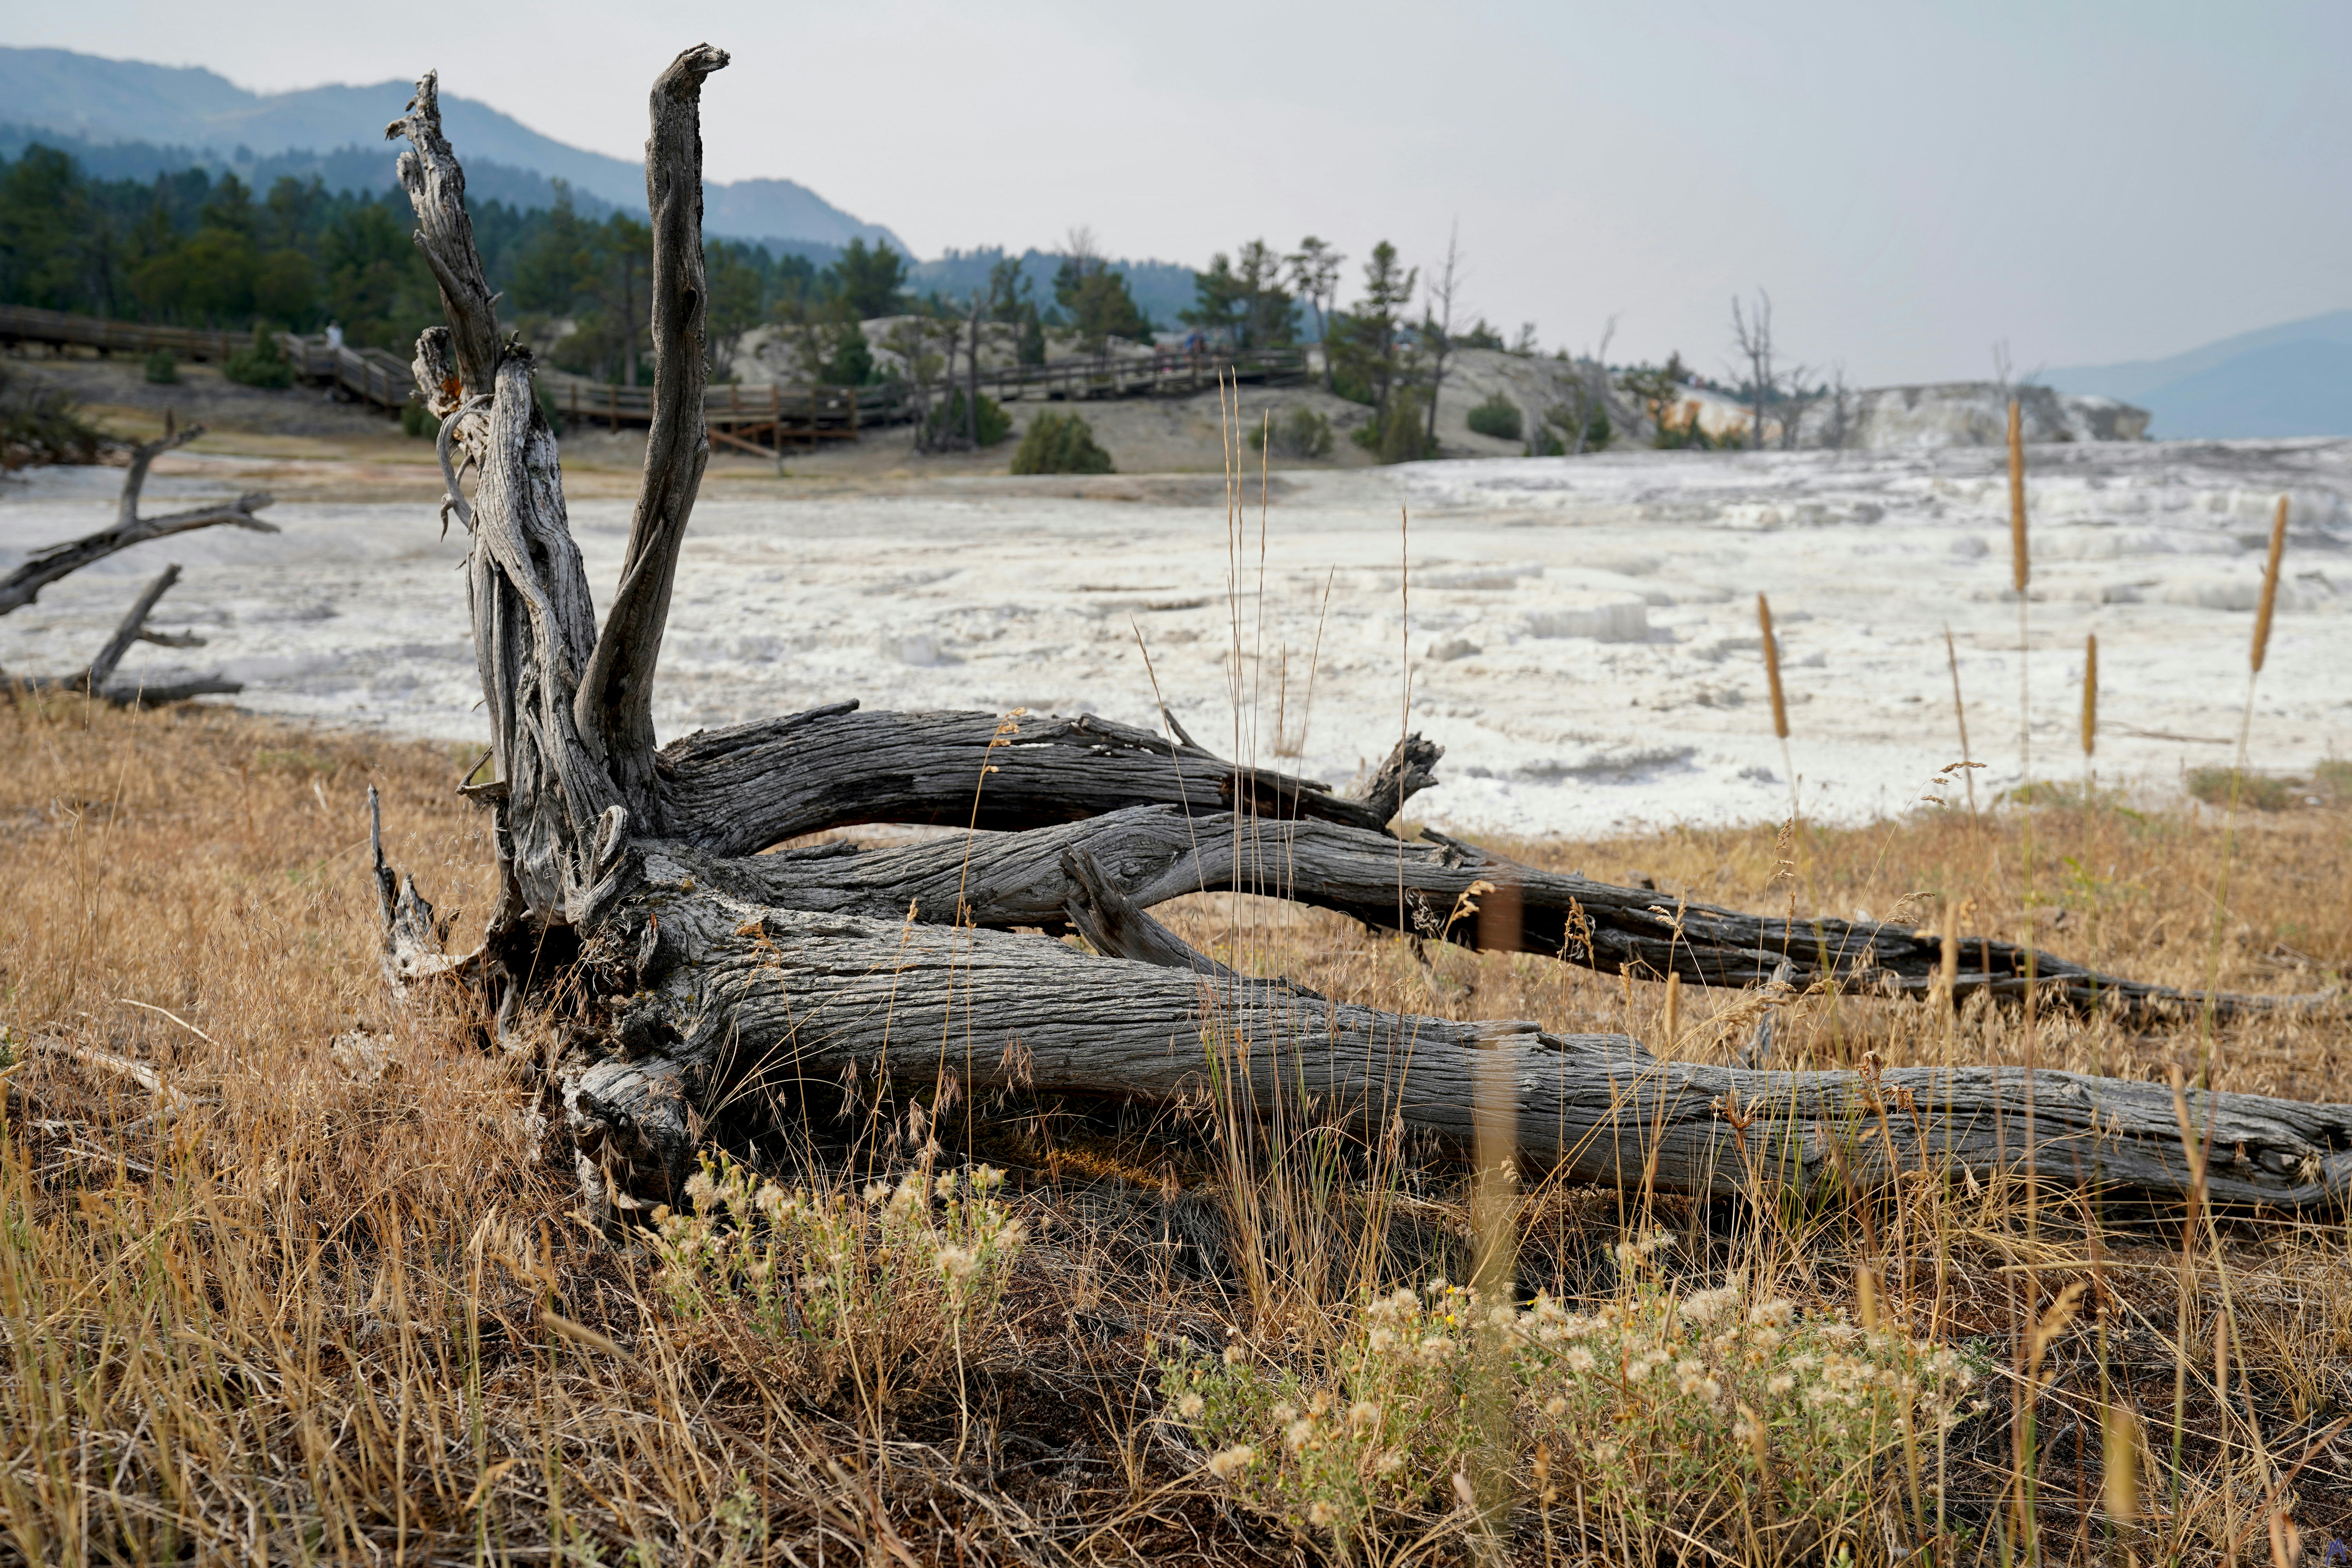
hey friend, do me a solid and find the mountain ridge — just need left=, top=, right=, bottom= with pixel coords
left=2044, top=309, right=2352, bottom=438
left=0, top=45, right=904, bottom=256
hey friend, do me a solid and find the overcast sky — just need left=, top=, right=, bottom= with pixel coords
left=12, top=0, right=2348, bottom=383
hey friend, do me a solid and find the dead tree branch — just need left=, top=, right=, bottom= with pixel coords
left=0, top=417, right=274, bottom=617
left=575, top=44, right=730, bottom=824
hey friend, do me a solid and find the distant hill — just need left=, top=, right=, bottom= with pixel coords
left=0, top=45, right=901, bottom=257
left=2046, top=310, right=2352, bottom=438
left=0, top=119, right=610, bottom=225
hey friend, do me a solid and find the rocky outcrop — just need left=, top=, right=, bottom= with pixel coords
left=1798, top=381, right=2149, bottom=449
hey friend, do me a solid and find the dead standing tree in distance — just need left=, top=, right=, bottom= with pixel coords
left=377, top=52, right=2352, bottom=1225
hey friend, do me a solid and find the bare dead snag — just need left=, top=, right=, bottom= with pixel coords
left=375, top=55, right=2350, bottom=1223
left=575, top=44, right=729, bottom=824
left=387, top=74, right=500, bottom=401
left=0, top=417, right=274, bottom=617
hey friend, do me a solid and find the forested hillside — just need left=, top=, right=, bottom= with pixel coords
left=0, top=144, right=838, bottom=381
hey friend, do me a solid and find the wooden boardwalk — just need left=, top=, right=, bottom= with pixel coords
left=2, top=305, right=1312, bottom=456
left=1, top=304, right=416, bottom=412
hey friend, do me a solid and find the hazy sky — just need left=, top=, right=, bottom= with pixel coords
left=11, top=1, right=2348, bottom=383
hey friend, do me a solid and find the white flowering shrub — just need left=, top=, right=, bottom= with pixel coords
left=651, top=1154, right=1025, bottom=1409
left=1162, top=1235, right=1982, bottom=1552
left=1161, top=1285, right=1481, bottom=1541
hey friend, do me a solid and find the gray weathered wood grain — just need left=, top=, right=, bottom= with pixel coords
left=574, top=45, right=730, bottom=825
left=653, top=806, right=2324, bottom=1022
left=557, top=875, right=2352, bottom=1215
left=657, top=704, right=1423, bottom=852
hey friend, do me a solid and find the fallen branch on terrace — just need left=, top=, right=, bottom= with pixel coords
left=0, top=414, right=275, bottom=617
left=376, top=52, right=2352, bottom=1223
left=3, top=562, right=241, bottom=706
left=0, top=412, right=261, bottom=704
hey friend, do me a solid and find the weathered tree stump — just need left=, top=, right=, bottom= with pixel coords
left=375, top=53, right=2352, bottom=1223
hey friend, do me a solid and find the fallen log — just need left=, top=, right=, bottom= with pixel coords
left=549, top=858, right=2352, bottom=1218
left=377, top=53, right=2350, bottom=1225
left=651, top=807, right=2325, bottom=1023
left=0, top=415, right=274, bottom=617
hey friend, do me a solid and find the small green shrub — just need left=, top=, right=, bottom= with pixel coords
left=399, top=399, right=434, bottom=439
left=0, top=368, right=109, bottom=468
left=250, top=748, right=337, bottom=776
left=1009, top=410, right=1114, bottom=474
left=652, top=1153, right=1025, bottom=1412
left=2003, top=779, right=2137, bottom=813
left=927, top=388, right=1012, bottom=448
left=1541, top=400, right=1610, bottom=453
left=1465, top=391, right=1523, bottom=441
left=2312, top=758, right=2352, bottom=801
left=223, top=327, right=294, bottom=389
left=143, top=350, right=179, bottom=385
left=1163, top=1240, right=1980, bottom=1555
left=1249, top=406, right=1334, bottom=460
left=2186, top=767, right=2296, bottom=812
left=1352, top=389, right=1435, bottom=463
left=819, top=323, right=876, bottom=387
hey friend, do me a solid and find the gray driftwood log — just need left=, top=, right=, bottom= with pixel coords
left=376, top=54, right=2352, bottom=1222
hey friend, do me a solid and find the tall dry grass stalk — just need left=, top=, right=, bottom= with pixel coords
left=2082, top=632, right=2099, bottom=763
left=2251, top=494, right=2288, bottom=677
left=1944, top=622, right=1979, bottom=817
left=1757, top=592, right=1789, bottom=742
left=2009, top=397, right=2030, bottom=596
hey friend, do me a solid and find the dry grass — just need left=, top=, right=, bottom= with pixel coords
left=4, top=694, right=2350, bottom=1565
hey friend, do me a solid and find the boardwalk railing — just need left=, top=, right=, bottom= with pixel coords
left=4, top=305, right=1315, bottom=454
left=1, top=304, right=413, bottom=412
left=976, top=345, right=1309, bottom=403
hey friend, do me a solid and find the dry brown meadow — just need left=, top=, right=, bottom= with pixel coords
left=3, top=692, right=2348, bottom=1565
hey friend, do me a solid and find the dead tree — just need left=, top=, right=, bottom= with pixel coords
left=1729, top=290, right=1778, bottom=451
left=377, top=54, right=2352, bottom=1224
left=1421, top=224, right=1463, bottom=449
left=0, top=414, right=275, bottom=616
